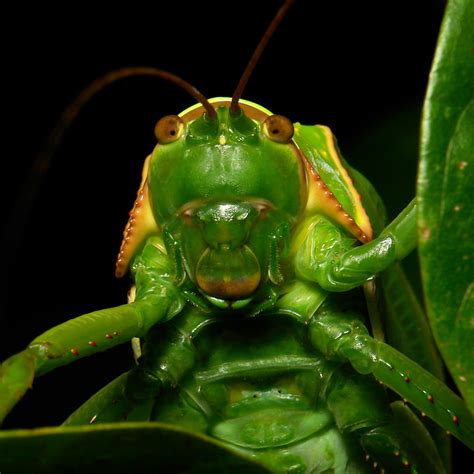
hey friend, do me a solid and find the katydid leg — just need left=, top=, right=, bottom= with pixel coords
left=0, top=235, right=183, bottom=424
left=325, top=365, right=445, bottom=473
left=360, top=406, right=445, bottom=474
left=295, top=199, right=417, bottom=292
left=309, top=310, right=474, bottom=449
left=0, top=300, right=171, bottom=425
left=64, top=372, right=133, bottom=425
left=63, top=372, right=155, bottom=426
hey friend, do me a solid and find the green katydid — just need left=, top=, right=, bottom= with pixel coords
left=1, top=1, right=472, bottom=473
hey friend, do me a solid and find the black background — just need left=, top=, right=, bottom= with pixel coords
left=2, top=0, right=469, bottom=469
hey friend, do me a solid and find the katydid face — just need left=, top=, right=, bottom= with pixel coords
left=148, top=103, right=305, bottom=304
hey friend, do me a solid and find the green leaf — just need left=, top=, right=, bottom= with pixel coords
left=418, top=0, right=474, bottom=410
left=0, top=422, right=269, bottom=473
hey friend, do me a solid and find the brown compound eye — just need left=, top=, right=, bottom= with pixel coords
left=262, top=114, right=294, bottom=143
left=154, top=115, right=185, bottom=144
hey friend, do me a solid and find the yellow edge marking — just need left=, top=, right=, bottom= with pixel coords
left=320, top=126, right=373, bottom=240
left=179, top=97, right=273, bottom=118
left=115, top=155, right=159, bottom=277
left=303, top=159, right=369, bottom=243
left=179, top=98, right=273, bottom=124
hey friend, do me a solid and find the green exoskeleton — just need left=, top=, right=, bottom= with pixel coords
left=0, top=1, right=472, bottom=473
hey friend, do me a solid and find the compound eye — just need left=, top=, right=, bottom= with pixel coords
left=155, top=115, right=185, bottom=144
left=262, top=115, right=294, bottom=143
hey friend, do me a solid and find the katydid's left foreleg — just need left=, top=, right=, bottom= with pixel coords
left=309, top=310, right=474, bottom=449
left=296, top=199, right=417, bottom=291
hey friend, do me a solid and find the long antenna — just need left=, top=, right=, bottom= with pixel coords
left=230, top=0, right=295, bottom=114
left=35, top=66, right=216, bottom=182
left=1, top=67, right=215, bottom=319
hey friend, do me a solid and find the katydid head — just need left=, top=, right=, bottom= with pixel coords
left=113, top=1, right=301, bottom=291
left=149, top=99, right=304, bottom=306
left=144, top=0, right=300, bottom=306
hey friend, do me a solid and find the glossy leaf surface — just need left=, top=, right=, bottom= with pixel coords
left=418, top=0, right=474, bottom=409
left=0, top=422, right=268, bottom=473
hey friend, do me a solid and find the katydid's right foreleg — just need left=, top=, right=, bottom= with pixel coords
left=0, top=302, right=167, bottom=425
left=0, top=236, right=182, bottom=424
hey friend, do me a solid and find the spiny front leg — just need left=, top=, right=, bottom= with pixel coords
left=0, top=236, right=182, bottom=425
left=309, top=310, right=474, bottom=449
left=0, top=300, right=176, bottom=426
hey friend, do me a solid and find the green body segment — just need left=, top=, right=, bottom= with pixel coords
left=59, top=285, right=454, bottom=472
